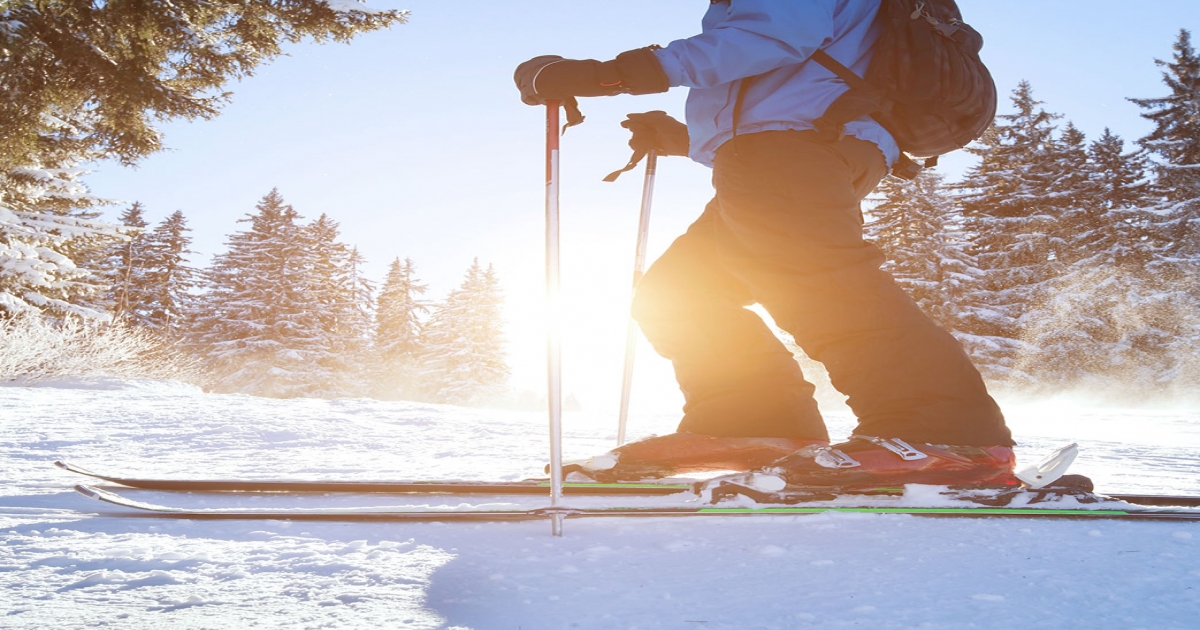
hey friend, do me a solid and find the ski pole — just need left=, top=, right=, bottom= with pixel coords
left=544, top=101, right=565, bottom=537
left=616, top=150, right=658, bottom=447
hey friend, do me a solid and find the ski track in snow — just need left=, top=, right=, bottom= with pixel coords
left=1, top=379, right=1198, bottom=629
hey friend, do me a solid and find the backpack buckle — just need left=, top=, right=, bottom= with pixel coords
left=889, top=155, right=923, bottom=180
left=910, top=2, right=933, bottom=23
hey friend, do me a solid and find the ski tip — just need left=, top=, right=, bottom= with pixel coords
left=56, top=461, right=103, bottom=478
left=74, top=484, right=101, bottom=500
left=55, top=460, right=93, bottom=475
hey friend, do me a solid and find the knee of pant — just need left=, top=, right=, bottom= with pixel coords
left=631, top=272, right=694, bottom=329
left=630, top=281, right=668, bottom=329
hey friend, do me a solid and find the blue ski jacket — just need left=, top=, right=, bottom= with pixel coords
left=653, top=0, right=899, bottom=169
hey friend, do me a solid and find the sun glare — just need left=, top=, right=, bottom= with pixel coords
left=504, top=254, right=685, bottom=418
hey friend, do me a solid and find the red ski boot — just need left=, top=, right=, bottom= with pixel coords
left=761, top=435, right=1019, bottom=489
left=563, top=433, right=829, bottom=482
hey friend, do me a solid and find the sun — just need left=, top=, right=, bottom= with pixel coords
left=502, top=255, right=684, bottom=418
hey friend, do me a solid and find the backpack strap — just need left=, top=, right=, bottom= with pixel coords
left=809, top=49, right=926, bottom=180
left=809, top=50, right=890, bottom=143
left=731, top=50, right=885, bottom=145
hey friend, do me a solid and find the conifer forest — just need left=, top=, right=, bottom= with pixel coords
left=1, top=5, right=1199, bottom=405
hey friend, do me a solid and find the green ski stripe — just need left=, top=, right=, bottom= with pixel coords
left=559, top=482, right=693, bottom=490
left=691, top=507, right=1132, bottom=516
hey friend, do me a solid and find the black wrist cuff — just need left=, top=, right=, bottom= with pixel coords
left=603, top=47, right=670, bottom=96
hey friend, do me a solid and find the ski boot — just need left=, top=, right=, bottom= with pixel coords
left=760, top=436, right=1019, bottom=488
left=698, top=436, right=1020, bottom=502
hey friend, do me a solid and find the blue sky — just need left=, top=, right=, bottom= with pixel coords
left=83, top=1, right=1200, bottom=412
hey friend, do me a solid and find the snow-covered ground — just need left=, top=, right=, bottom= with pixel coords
left=1, top=379, right=1198, bottom=629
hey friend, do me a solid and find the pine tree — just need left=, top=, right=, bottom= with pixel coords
left=0, top=1, right=407, bottom=173
left=94, top=206, right=197, bottom=337
left=952, top=82, right=1065, bottom=381
left=418, top=260, right=510, bottom=406
left=141, top=211, right=198, bottom=341
left=1125, top=28, right=1200, bottom=390
left=344, top=246, right=377, bottom=365
left=1130, top=29, right=1200, bottom=260
left=1067, top=130, right=1154, bottom=268
left=1042, top=122, right=1092, bottom=266
left=189, top=189, right=326, bottom=397
left=0, top=162, right=115, bottom=319
left=302, top=214, right=373, bottom=396
left=101, top=202, right=151, bottom=322
left=1130, top=30, right=1200, bottom=193
left=373, top=257, right=429, bottom=400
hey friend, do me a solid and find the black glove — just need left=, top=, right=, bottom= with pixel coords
left=513, top=47, right=669, bottom=106
left=621, top=111, right=689, bottom=157
left=604, top=111, right=689, bottom=182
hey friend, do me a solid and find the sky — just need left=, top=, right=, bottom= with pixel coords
left=81, top=1, right=1200, bottom=415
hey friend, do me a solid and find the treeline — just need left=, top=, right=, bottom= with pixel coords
left=863, top=30, right=1200, bottom=397
left=85, top=189, right=509, bottom=403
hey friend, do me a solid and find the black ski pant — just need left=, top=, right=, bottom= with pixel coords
left=631, top=130, right=1013, bottom=447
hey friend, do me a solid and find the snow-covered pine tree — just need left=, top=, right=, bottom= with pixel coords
left=417, top=259, right=510, bottom=406
left=0, top=162, right=115, bottom=319
left=345, top=246, right=376, bottom=366
left=1042, top=122, right=1091, bottom=266
left=301, top=214, right=374, bottom=397
left=140, top=210, right=198, bottom=341
left=1129, top=29, right=1200, bottom=251
left=951, top=82, right=1066, bottom=382
left=100, top=202, right=151, bottom=322
left=372, top=257, right=429, bottom=400
left=1077, top=129, right=1154, bottom=266
left=189, top=189, right=329, bottom=397
left=0, top=2, right=407, bottom=175
left=1126, top=28, right=1200, bottom=391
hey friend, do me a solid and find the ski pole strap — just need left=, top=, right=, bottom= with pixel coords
left=562, top=97, right=585, bottom=133
left=603, top=147, right=648, bottom=182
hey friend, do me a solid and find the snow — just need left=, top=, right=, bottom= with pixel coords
left=1, top=380, right=1199, bottom=628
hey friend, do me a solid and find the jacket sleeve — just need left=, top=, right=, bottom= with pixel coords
left=653, top=0, right=837, bottom=88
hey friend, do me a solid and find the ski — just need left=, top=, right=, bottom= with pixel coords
left=55, top=461, right=1200, bottom=508
left=73, top=484, right=1200, bottom=522
left=54, top=460, right=692, bottom=496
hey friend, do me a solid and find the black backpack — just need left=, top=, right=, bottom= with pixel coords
left=811, top=0, right=997, bottom=179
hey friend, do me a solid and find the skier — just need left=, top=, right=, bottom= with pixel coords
left=514, top=0, right=1017, bottom=488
